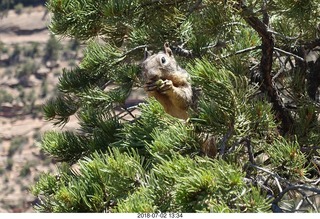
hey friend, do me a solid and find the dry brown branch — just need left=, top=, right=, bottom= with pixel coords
left=235, top=0, right=293, bottom=134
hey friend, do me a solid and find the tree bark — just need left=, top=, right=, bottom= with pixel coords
left=237, top=1, right=293, bottom=134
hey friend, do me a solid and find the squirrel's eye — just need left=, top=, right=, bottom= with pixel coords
left=161, top=57, right=166, bottom=64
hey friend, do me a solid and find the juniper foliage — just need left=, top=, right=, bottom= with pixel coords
left=32, top=0, right=320, bottom=213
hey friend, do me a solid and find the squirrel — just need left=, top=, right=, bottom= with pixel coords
left=141, top=43, right=193, bottom=120
left=141, top=43, right=216, bottom=158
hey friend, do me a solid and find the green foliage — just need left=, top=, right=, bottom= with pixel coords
left=32, top=149, right=146, bottom=212
left=0, top=41, right=8, bottom=53
left=188, top=58, right=277, bottom=146
left=14, top=2, right=23, bottom=14
left=43, top=94, right=79, bottom=126
left=147, top=122, right=200, bottom=158
left=10, top=44, right=21, bottom=64
left=33, top=0, right=320, bottom=213
left=8, top=136, right=28, bottom=157
left=115, top=156, right=271, bottom=213
left=67, top=39, right=81, bottom=51
left=46, top=0, right=136, bottom=42
left=115, top=187, right=156, bottom=213
left=20, top=162, right=32, bottom=177
left=23, top=42, right=40, bottom=58
left=41, top=131, right=90, bottom=163
left=266, top=137, right=308, bottom=180
left=43, top=34, right=61, bottom=62
left=6, top=158, right=14, bottom=171
left=16, top=58, right=40, bottom=78
left=41, top=77, right=49, bottom=98
left=0, top=89, right=14, bottom=104
left=189, top=59, right=242, bottom=134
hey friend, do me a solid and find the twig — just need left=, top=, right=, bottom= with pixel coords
left=249, top=163, right=287, bottom=183
left=170, top=45, right=193, bottom=58
left=139, top=0, right=186, bottom=8
left=274, top=47, right=305, bottom=62
left=202, top=40, right=227, bottom=51
left=272, top=51, right=286, bottom=82
left=220, top=127, right=233, bottom=155
left=307, top=193, right=320, bottom=199
left=100, top=80, right=113, bottom=91
left=222, top=22, right=247, bottom=28
left=268, top=29, right=300, bottom=41
left=274, top=177, right=283, bottom=193
left=113, top=44, right=149, bottom=65
left=305, top=196, right=318, bottom=212
left=295, top=189, right=319, bottom=213
left=255, top=177, right=275, bottom=196
left=272, top=184, right=320, bottom=205
left=300, top=146, right=320, bottom=153
left=220, top=46, right=261, bottom=59
left=239, top=138, right=255, bottom=164
left=121, top=45, right=148, bottom=58
left=186, top=0, right=203, bottom=18
left=262, top=0, right=269, bottom=26
left=313, top=178, right=320, bottom=185
left=295, top=199, right=304, bottom=212
left=122, top=106, right=136, bottom=119
left=230, top=188, right=248, bottom=202
left=116, top=106, right=139, bottom=120
left=287, top=56, right=295, bottom=69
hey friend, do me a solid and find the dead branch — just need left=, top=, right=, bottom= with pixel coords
left=272, top=184, right=320, bottom=205
left=274, top=47, right=304, bottom=62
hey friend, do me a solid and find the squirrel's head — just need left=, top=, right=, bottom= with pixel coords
left=142, top=43, right=178, bottom=82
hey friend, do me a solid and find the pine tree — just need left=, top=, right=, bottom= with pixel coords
left=32, top=0, right=320, bottom=213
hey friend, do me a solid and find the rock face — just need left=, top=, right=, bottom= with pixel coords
left=0, top=102, right=24, bottom=118
left=0, top=6, right=77, bottom=213
left=0, top=7, right=50, bottom=44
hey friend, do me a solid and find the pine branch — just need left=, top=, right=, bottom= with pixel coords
left=43, top=94, right=79, bottom=127
left=236, top=1, right=293, bottom=134
left=272, top=184, right=320, bottom=211
left=120, top=45, right=148, bottom=59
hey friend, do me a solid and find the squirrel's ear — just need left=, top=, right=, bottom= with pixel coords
left=164, top=42, right=173, bottom=57
left=144, top=47, right=151, bottom=60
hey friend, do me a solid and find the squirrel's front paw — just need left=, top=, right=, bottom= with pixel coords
left=145, top=79, right=173, bottom=94
left=158, top=79, right=173, bottom=94
left=144, top=79, right=161, bottom=91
